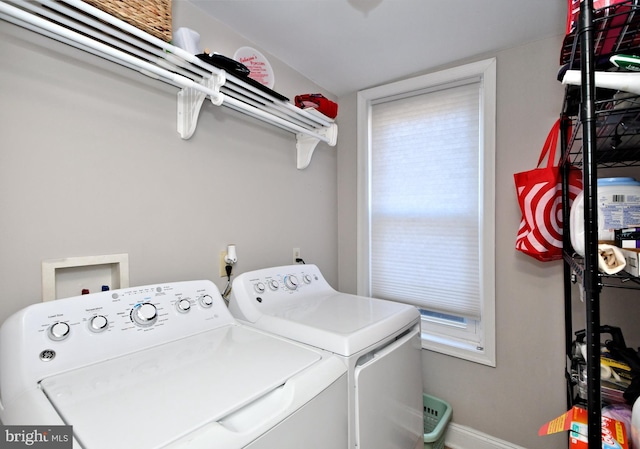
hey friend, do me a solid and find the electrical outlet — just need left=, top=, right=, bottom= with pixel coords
left=219, top=251, right=228, bottom=277
left=293, top=248, right=301, bottom=264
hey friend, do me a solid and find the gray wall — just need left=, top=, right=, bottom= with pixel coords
left=0, top=1, right=338, bottom=325
left=336, top=35, right=640, bottom=449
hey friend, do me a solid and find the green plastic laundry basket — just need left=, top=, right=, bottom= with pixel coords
left=423, top=394, right=452, bottom=449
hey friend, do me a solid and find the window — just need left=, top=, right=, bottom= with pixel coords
left=356, top=58, right=496, bottom=366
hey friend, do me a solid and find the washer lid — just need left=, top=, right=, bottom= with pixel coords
left=253, top=292, right=419, bottom=356
left=40, top=325, right=322, bottom=449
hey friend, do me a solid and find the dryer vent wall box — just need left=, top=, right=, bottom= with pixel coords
left=228, top=264, right=424, bottom=449
left=0, top=280, right=348, bottom=449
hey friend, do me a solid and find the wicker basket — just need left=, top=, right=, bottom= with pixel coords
left=83, top=0, right=172, bottom=42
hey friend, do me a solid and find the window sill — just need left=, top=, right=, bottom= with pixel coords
left=421, top=332, right=496, bottom=367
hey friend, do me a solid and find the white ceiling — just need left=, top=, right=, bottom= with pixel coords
left=188, top=0, right=567, bottom=97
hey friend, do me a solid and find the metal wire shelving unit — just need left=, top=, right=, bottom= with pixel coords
left=561, top=1, right=640, bottom=447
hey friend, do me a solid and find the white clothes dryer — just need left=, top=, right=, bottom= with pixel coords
left=0, top=280, right=348, bottom=449
left=228, top=264, right=424, bottom=449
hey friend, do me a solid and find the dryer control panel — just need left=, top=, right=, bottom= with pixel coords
left=228, top=264, right=332, bottom=322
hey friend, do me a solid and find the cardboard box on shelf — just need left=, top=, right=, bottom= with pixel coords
left=539, top=406, right=629, bottom=449
left=615, top=228, right=640, bottom=249
left=620, top=248, right=640, bottom=277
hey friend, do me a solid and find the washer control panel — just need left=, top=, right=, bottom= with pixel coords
left=228, top=264, right=331, bottom=323
left=0, top=280, right=234, bottom=403
left=31, top=282, right=229, bottom=342
left=46, top=282, right=227, bottom=339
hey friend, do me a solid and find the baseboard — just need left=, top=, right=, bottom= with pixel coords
left=444, top=423, right=528, bottom=449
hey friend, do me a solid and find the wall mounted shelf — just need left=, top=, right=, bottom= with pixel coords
left=0, top=0, right=338, bottom=169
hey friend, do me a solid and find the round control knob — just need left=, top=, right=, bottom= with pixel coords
left=176, top=299, right=191, bottom=313
left=303, top=274, right=312, bottom=284
left=254, top=282, right=266, bottom=294
left=89, top=315, right=109, bottom=333
left=48, top=322, right=70, bottom=341
left=268, top=279, right=279, bottom=291
left=284, top=275, right=299, bottom=291
left=199, top=295, right=214, bottom=308
left=131, top=303, right=158, bottom=327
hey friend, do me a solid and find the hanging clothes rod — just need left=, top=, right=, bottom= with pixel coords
left=0, top=0, right=337, bottom=168
left=0, top=1, right=224, bottom=101
left=56, top=0, right=334, bottom=129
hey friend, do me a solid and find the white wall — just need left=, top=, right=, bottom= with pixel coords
left=0, top=1, right=338, bottom=326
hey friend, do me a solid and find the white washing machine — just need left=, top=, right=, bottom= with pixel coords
left=228, top=264, right=424, bottom=449
left=0, top=280, right=348, bottom=449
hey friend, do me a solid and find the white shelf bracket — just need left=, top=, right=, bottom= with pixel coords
left=295, top=123, right=338, bottom=169
left=177, top=73, right=225, bottom=139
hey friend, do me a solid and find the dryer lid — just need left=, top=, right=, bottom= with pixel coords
left=254, top=292, right=419, bottom=356
left=40, top=325, right=323, bottom=449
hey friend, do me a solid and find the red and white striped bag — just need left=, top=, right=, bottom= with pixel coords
left=514, top=118, right=583, bottom=262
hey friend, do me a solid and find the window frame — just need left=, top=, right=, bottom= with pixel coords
left=356, top=58, right=496, bottom=367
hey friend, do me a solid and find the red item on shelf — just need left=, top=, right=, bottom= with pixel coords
left=294, top=94, right=338, bottom=119
left=566, top=0, right=628, bottom=35
left=539, top=406, right=629, bottom=449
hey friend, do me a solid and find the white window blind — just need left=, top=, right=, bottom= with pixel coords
left=369, top=78, right=481, bottom=320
